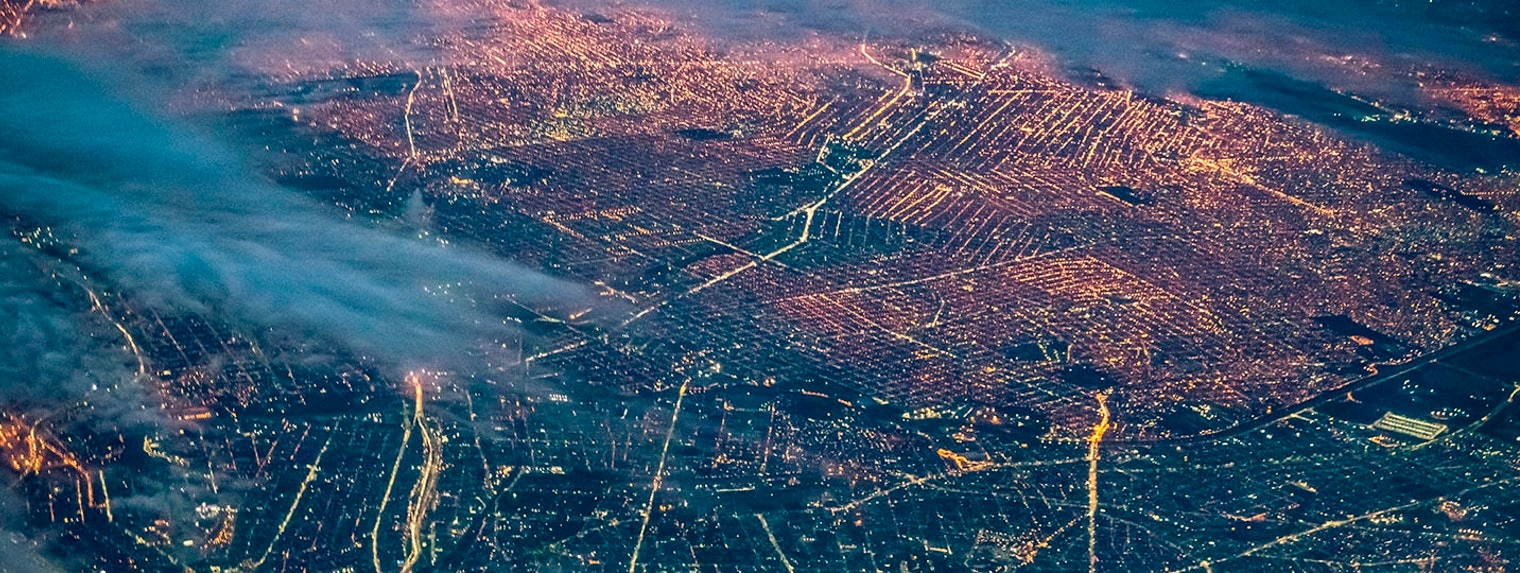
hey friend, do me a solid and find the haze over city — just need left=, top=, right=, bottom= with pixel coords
left=0, top=0, right=1517, bottom=571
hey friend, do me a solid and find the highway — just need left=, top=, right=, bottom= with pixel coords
left=1111, top=320, right=1520, bottom=449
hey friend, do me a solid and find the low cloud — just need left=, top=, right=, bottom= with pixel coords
left=0, top=47, right=595, bottom=374
left=592, top=0, right=1519, bottom=106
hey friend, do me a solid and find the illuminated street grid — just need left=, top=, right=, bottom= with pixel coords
left=3, top=0, right=1520, bottom=572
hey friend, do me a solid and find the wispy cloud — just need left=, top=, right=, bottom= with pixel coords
left=0, top=48, right=594, bottom=372
left=604, top=0, right=1519, bottom=101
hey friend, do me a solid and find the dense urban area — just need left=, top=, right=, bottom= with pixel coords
left=3, top=0, right=1520, bottom=571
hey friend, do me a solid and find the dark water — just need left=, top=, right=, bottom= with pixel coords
left=1197, top=66, right=1520, bottom=172
left=937, top=0, right=1519, bottom=91
left=633, top=0, right=1520, bottom=170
